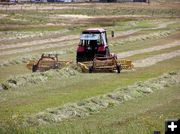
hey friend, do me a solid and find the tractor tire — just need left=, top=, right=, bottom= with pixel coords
left=116, top=64, right=121, bottom=74
left=89, top=66, right=93, bottom=73
left=76, top=54, right=85, bottom=63
left=32, top=64, right=37, bottom=72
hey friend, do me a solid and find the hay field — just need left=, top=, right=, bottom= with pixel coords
left=0, top=1, right=180, bottom=134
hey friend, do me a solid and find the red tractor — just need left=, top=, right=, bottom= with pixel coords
left=76, top=28, right=110, bottom=62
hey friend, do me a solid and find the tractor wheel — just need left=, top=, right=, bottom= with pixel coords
left=89, top=66, right=93, bottom=73
left=116, top=65, right=121, bottom=74
left=32, top=64, right=37, bottom=72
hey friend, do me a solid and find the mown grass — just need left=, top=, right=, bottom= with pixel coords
left=1, top=81, right=179, bottom=134
left=110, top=31, right=180, bottom=53
left=0, top=63, right=30, bottom=83
left=0, top=3, right=180, bottom=133
left=0, top=30, right=179, bottom=82
left=0, top=56, right=179, bottom=123
left=36, top=85, right=180, bottom=134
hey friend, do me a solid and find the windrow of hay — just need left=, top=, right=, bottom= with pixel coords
left=0, top=40, right=76, bottom=56
left=0, top=29, right=69, bottom=43
left=0, top=67, right=79, bottom=90
left=0, top=49, right=73, bottom=67
left=117, top=40, right=180, bottom=58
left=0, top=35, right=78, bottom=51
left=28, top=71, right=180, bottom=125
left=110, top=30, right=174, bottom=47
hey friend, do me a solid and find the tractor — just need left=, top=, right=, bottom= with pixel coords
left=76, top=28, right=110, bottom=62
left=76, top=28, right=123, bottom=73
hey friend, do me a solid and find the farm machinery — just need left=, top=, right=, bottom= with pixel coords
left=26, top=54, right=72, bottom=72
left=76, top=28, right=133, bottom=73
left=26, top=28, right=133, bottom=73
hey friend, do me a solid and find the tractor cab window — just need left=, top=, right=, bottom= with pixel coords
left=80, top=33, right=101, bottom=46
left=101, top=32, right=107, bottom=46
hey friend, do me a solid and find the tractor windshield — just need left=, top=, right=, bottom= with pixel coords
left=80, top=33, right=100, bottom=46
left=80, top=33, right=100, bottom=40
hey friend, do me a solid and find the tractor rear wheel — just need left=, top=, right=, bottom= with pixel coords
left=89, top=66, right=94, bottom=73
left=32, top=64, right=37, bottom=72
left=116, top=64, right=121, bottom=74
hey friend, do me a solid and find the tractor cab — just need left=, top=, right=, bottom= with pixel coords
left=76, top=28, right=110, bottom=62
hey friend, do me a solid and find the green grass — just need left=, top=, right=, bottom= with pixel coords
left=32, top=85, right=179, bottom=134
left=0, top=56, right=179, bottom=122
left=1, top=81, right=179, bottom=134
left=0, top=63, right=30, bottom=83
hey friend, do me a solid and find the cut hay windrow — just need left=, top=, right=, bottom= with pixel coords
left=110, top=30, right=174, bottom=47
left=0, top=29, right=69, bottom=43
left=27, top=71, right=180, bottom=125
left=117, top=40, right=180, bottom=59
left=0, top=67, right=79, bottom=90
left=0, top=40, right=76, bottom=56
left=0, top=49, right=72, bottom=67
left=0, top=35, right=78, bottom=51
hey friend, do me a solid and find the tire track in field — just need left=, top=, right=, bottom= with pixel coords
left=117, top=40, right=180, bottom=59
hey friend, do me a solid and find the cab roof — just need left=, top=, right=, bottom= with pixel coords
left=83, top=28, right=106, bottom=33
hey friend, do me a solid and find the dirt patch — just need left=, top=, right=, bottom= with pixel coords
left=134, top=49, right=180, bottom=67
left=28, top=71, right=180, bottom=125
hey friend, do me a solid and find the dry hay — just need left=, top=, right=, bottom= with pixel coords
left=111, top=30, right=174, bottom=47
left=0, top=50, right=69, bottom=67
left=0, top=67, right=79, bottom=91
left=28, top=71, right=180, bottom=125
